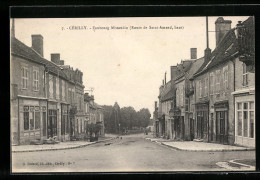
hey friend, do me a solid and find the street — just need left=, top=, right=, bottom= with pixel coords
left=12, top=133, right=255, bottom=172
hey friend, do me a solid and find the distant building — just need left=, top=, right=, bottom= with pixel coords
left=84, top=93, right=105, bottom=137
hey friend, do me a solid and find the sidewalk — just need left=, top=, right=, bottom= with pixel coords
left=12, top=136, right=116, bottom=153
left=146, top=138, right=255, bottom=152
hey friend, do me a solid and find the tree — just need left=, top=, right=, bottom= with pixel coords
left=86, top=123, right=101, bottom=138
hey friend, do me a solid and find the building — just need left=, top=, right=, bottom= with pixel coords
left=10, top=20, right=86, bottom=144
left=156, top=73, right=173, bottom=138
left=192, top=16, right=255, bottom=147
left=84, top=93, right=105, bottom=137
left=232, top=17, right=255, bottom=147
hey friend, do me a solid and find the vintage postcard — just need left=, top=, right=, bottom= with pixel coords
left=10, top=16, right=255, bottom=173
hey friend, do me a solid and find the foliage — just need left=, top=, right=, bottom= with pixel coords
left=86, top=123, right=102, bottom=137
left=102, top=104, right=151, bottom=134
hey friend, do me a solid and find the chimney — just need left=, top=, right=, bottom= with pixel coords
left=60, top=60, right=64, bottom=65
left=205, top=16, right=212, bottom=63
left=51, top=53, right=60, bottom=64
left=164, top=72, right=167, bottom=84
left=215, top=17, right=232, bottom=46
left=171, top=66, right=177, bottom=81
left=190, top=48, right=197, bottom=59
left=32, top=34, right=44, bottom=57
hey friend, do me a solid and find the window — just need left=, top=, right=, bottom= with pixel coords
left=24, top=106, right=29, bottom=130
left=62, top=80, right=65, bottom=101
left=210, top=73, right=214, bottom=95
left=21, top=66, right=29, bottom=89
left=35, top=111, right=40, bottom=129
left=215, top=70, right=221, bottom=94
left=42, top=112, right=47, bottom=136
left=223, top=66, right=228, bottom=90
left=61, top=105, right=69, bottom=135
left=204, top=77, right=208, bottom=97
left=242, top=63, right=248, bottom=86
left=56, top=78, right=59, bottom=100
left=236, top=101, right=254, bottom=138
left=199, top=80, right=202, bottom=98
left=33, top=68, right=39, bottom=91
left=49, top=74, right=54, bottom=99
left=24, top=106, right=41, bottom=131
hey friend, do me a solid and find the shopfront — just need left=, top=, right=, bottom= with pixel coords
left=18, top=98, right=47, bottom=144
left=47, top=102, right=58, bottom=138
left=214, top=101, right=229, bottom=144
left=173, top=108, right=184, bottom=140
left=61, top=103, right=70, bottom=141
left=195, top=102, right=209, bottom=141
left=234, top=94, right=255, bottom=147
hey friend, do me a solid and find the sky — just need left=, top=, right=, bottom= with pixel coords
left=13, top=16, right=249, bottom=115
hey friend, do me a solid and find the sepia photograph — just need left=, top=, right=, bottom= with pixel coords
left=10, top=16, right=255, bottom=173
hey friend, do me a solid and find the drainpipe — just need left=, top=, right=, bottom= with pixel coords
left=17, top=97, right=20, bottom=145
left=232, top=59, right=236, bottom=144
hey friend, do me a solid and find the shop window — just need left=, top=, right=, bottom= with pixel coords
left=237, top=112, right=242, bottom=136
left=24, top=111, right=29, bottom=131
left=43, top=112, right=47, bottom=136
left=236, top=102, right=254, bottom=138
left=249, top=102, right=254, bottom=138
left=66, top=116, right=69, bottom=134
left=243, top=111, right=248, bottom=137
left=250, top=111, right=254, bottom=138
left=35, top=112, right=40, bottom=129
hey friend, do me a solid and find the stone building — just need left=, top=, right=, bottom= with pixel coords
left=10, top=20, right=86, bottom=144
left=192, top=17, right=255, bottom=147
left=232, top=17, right=255, bottom=147
left=84, top=93, right=105, bottom=137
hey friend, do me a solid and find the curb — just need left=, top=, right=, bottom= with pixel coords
left=145, top=138, right=255, bottom=152
left=12, top=137, right=116, bottom=153
left=161, top=142, right=255, bottom=152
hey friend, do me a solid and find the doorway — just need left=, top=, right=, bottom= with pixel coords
left=190, top=118, right=194, bottom=140
left=48, top=109, right=57, bottom=138
left=216, top=111, right=228, bottom=144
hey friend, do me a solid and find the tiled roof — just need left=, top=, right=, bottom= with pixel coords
left=175, top=61, right=193, bottom=81
left=11, top=37, right=68, bottom=79
left=193, top=27, right=238, bottom=77
left=161, top=89, right=175, bottom=102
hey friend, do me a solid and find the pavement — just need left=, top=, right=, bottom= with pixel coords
left=145, top=138, right=255, bottom=152
left=12, top=135, right=117, bottom=153
left=12, top=133, right=255, bottom=172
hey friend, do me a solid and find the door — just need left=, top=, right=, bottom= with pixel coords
left=216, top=111, right=228, bottom=144
left=48, top=110, right=57, bottom=138
left=190, top=118, right=194, bottom=140
left=197, top=112, right=204, bottom=139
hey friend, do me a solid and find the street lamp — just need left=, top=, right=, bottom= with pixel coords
left=119, top=123, right=120, bottom=134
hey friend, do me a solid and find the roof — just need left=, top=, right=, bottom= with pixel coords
left=193, top=27, right=238, bottom=77
left=174, top=60, right=193, bottom=81
left=193, top=16, right=253, bottom=78
left=11, top=37, right=68, bottom=79
left=161, top=89, right=175, bottom=102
